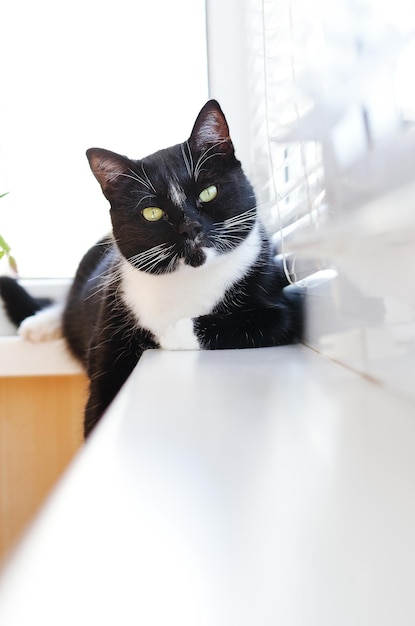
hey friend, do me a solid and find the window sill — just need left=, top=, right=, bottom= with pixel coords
left=0, top=278, right=82, bottom=376
left=0, top=346, right=414, bottom=624
left=0, top=337, right=82, bottom=377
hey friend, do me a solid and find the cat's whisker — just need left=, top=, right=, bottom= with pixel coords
left=134, top=194, right=157, bottom=209
left=214, top=243, right=236, bottom=255
left=194, top=142, right=227, bottom=181
left=120, top=168, right=158, bottom=199
left=166, top=253, right=179, bottom=274
left=213, top=206, right=257, bottom=225
left=85, top=268, right=122, bottom=301
left=216, top=233, right=246, bottom=243
left=222, top=207, right=257, bottom=227
left=127, top=243, right=169, bottom=262
left=211, top=208, right=257, bottom=242
left=215, top=238, right=243, bottom=251
left=129, top=253, right=165, bottom=271
left=208, top=232, right=241, bottom=248
left=181, top=142, right=194, bottom=179
left=221, top=223, right=254, bottom=233
left=86, top=260, right=119, bottom=285
left=138, top=251, right=173, bottom=274
left=141, top=163, right=157, bottom=195
left=127, top=243, right=175, bottom=273
left=135, top=250, right=170, bottom=270
left=128, top=244, right=171, bottom=263
left=194, top=154, right=226, bottom=181
left=223, top=214, right=256, bottom=227
left=92, top=237, right=113, bottom=247
left=120, top=169, right=154, bottom=191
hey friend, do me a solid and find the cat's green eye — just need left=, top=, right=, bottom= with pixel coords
left=199, top=185, right=218, bottom=203
left=142, top=207, right=164, bottom=222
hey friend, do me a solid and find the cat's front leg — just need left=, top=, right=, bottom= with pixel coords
left=194, top=303, right=302, bottom=350
left=84, top=327, right=158, bottom=437
left=158, top=318, right=200, bottom=351
left=84, top=346, right=141, bottom=437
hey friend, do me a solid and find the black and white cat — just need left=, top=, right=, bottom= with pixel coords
left=0, top=100, right=302, bottom=436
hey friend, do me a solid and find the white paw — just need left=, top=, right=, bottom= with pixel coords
left=158, top=318, right=200, bottom=350
left=18, top=304, right=64, bottom=342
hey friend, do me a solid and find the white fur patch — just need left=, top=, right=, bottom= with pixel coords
left=158, top=318, right=200, bottom=350
left=18, top=303, right=64, bottom=342
left=168, top=181, right=186, bottom=208
left=120, top=222, right=261, bottom=349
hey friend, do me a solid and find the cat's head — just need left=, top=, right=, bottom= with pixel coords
left=87, top=100, right=257, bottom=274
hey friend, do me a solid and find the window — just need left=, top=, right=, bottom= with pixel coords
left=0, top=0, right=208, bottom=278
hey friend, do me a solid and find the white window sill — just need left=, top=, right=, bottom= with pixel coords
left=0, top=337, right=82, bottom=376
left=0, top=278, right=82, bottom=376
left=0, top=345, right=414, bottom=625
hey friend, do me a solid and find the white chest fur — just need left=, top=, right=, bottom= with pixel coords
left=120, top=223, right=261, bottom=350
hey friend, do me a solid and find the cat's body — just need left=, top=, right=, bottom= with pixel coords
left=0, top=101, right=302, bottom=436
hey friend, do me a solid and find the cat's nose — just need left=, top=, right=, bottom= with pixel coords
left=178, top=220, right=202, bottom=240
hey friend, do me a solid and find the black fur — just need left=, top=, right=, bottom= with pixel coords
left=1, top=101, right=303, bottom=437
left=0, top=276, right=51, bottom=325
left=62, top=237, right=159, bottom=434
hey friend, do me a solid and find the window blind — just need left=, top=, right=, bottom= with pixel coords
left=245, top=0, right=415, bottom=285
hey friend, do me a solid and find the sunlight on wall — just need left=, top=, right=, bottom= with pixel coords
left=0, top=0, right=208, bottom=278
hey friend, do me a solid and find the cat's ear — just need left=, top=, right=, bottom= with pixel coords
left=86, top=148, right=130, bottom=200
left=189, top=100, right=234, bottom=155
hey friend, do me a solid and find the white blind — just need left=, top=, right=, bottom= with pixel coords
left=244, top=0, right=415, bottom=283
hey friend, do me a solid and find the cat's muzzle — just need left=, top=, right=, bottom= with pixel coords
left=181, top=239, right=207, bottom=267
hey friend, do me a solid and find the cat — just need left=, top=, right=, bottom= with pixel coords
left=0, top=100, right=302, bottom=437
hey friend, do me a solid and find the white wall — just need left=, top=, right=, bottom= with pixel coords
left=0, top=0, right=208, bottom=278
left=206, top=0, right=252, bottom=176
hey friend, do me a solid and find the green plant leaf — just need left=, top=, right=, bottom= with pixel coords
left=0, top=193, right=17, bottom=273
left=0, top=234, right=11, bottom=254
left=8, top=254, right=18, bottom=274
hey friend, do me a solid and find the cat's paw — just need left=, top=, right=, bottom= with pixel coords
left=159, top=318, right=200, bottom=350
left=18, top=304, right=64, bottom=342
